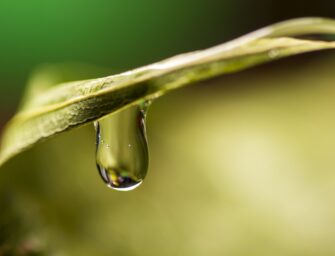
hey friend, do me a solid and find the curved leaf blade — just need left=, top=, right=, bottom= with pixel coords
left=1, top=18, right=335, bottom=166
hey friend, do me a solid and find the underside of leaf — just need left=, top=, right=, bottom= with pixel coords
left=1, top=17, right=335, bottom=166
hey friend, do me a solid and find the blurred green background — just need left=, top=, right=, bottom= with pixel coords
left=2, top=0, right=335, bottom=255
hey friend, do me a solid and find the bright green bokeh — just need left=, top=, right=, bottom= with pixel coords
left=0, top=0, right=238, bottom=97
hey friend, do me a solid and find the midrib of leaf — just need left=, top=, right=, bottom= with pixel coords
left=2, top=18, right=335, bottom=166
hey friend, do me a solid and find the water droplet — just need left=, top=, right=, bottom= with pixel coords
left=94, top=101, right=151, bottom=191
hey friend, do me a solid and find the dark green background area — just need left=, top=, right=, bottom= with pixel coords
left=1, top=0, right=335, bottom=122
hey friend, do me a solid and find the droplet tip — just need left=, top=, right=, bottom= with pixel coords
left=106, top=180, right=143, bottom=191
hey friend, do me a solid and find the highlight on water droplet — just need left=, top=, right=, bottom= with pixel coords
left=94, top=100, right=151, bottom=191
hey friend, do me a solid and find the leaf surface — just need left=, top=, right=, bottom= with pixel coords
left=2, top=18, right=335, bottom=166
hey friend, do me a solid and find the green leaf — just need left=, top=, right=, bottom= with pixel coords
left=2, top=17, right=335, bottom=166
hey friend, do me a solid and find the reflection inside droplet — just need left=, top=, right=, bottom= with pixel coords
left=94, top=100, right=151, bottom=191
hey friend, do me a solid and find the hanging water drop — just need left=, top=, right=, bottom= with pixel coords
left=94, top=100, right=151, bottom=191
